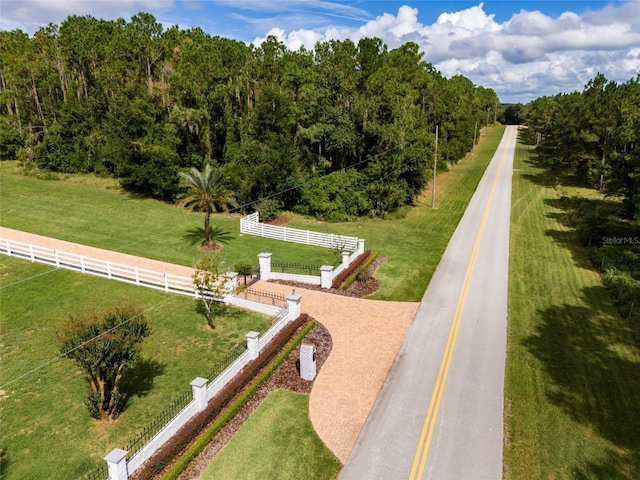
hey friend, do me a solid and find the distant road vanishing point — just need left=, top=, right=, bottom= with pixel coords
left=340, top=125, right=518, bottom=480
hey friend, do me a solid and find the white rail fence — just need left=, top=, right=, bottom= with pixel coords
left=0, top=238, right=296, bottom=318
left=240, top=212, right=361, bottom=252
left=0, top=238, right=198, bottom=296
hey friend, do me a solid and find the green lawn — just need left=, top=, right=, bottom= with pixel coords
left=504, top=136, right=640, bottom=478
left=198, top=389, right=341, bottom=480
left=0, top=163, right=339, bottom=270
left=0, top=257, right=272, bottom=480
left=1, top=125, right=504, bottom=302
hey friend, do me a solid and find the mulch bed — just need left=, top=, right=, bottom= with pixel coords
left=267, top=255, right=386, bottom=298
left=174, top=321, right=332, bottom=480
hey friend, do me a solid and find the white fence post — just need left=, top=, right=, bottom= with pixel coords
left=357, top=238, right=365, bottom=255
left=246, top=331, right=260, bottom=360
left=341, top=251, right=349, bottom=266
left=286, top=290, right=302, bottom=320
left=104, top=448, right=128, bottom=480
left=54, top=249, right=60, bottom=267
left=258, top=252, right=272, bottom=281
left=320, top=265, right=333, bottom=289
left=191, top=377, right=208, bottom=412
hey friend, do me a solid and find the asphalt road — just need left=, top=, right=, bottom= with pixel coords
left=340, top=125, right=517, bottom=480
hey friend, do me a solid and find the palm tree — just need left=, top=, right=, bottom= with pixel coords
left=178, top=164, right=237, bottom=249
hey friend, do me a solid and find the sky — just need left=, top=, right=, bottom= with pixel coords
left=1, top=1, right=639, bottom=103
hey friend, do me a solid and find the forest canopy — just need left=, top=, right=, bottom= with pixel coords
left=522, top=73, right=640, bottom=220
left=0, top=12, right=498, bottom=219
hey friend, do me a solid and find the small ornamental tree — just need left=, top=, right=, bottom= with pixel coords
left=193, top=252, right=234, bottom=329
left=57, top=304, right=151, bottom=422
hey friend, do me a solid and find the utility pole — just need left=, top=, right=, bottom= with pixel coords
left=485, top=107, right=490, bottom=136
left=472, top=121, right=478, bottom=160
left=432, top=125, right=438, bottom=209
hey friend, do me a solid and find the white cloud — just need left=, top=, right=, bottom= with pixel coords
left=252, top=2, right=640, bottom=103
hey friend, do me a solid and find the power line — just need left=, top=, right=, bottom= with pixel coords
left=0, top=295, right=176, bottom=390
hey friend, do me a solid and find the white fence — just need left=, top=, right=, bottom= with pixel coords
left=0, top=238, right=197, bottom=296
left=240, top=212, right=361, bottom=252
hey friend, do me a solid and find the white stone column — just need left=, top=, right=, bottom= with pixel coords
left=320, top=265, right=333, bottom=289
left=246, top=331, right=260, bottom=360
left=341, top=251, right=350, bottom=266
left=258, top=252, right=272, bottom=281
left=104, top=448, right=128, bottom=480
left=357, top=238, right=365, bottom=255
left=286, top=290, right=302, bottom=320
left=190, top=377, right=208, bottom=412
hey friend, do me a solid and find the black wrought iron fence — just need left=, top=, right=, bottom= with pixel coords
left=123, top=389, right=192, bottom=459
left=202, top=342, right=247, bottom=385
left=77, top=461, right=108, bottom=480
left=271, top=261, right=322, bottom=276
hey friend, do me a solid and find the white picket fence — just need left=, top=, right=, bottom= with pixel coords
left=240, top=212, right=361, bottom=252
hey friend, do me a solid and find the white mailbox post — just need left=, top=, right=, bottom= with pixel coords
left=300, top=343, right=317, bottom=381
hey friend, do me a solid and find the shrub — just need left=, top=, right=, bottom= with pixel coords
left=254, top=198, right=281, bottom=222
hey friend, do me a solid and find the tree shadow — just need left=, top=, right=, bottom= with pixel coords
left=542, top=195, right=638, bottom=270
left=0, top=447, right=9, bottom=479
left=182, top=226, right=234, bottom=247
left=522, top=287, right=640, bottom=476
left=119, top=357, right=166, bottom=402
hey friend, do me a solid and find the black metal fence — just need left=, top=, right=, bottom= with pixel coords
left=271, top=261, right=322, bottom=276
left=77, top=461, right=108, bottom=480
left=123, top=389, right=193, bottom=460
left=202, top=341, right=247, bottom=383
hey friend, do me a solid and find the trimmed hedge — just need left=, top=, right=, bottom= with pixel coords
left=331, top=250, right=372, bottom=289
left=342, top=252, right=379, bottom=291
left=133, top=315, right=313, bottom=480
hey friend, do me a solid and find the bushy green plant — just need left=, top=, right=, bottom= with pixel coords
left=254, top=198, right=281, bottom=222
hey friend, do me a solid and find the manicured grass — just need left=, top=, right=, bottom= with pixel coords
left=198, top=389, right=341, bottom=480
left=1, top=127, right=503, bottom=302
left=0, top=162, right=339, bottom=269
left=0, top=256, right=272, bottom=480
left=504, top=136, right=640, bottom=478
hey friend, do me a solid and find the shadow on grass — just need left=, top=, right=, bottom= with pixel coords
left=182, top=226, right=234, bottom=247
left=120, top=357, right=166, bottom=402
left=0, top=448, right=9, bottom=480
left=523, top=287, right=640, bottom=478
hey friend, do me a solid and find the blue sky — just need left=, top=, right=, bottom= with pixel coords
left=1, top=1, right=639, bottom=103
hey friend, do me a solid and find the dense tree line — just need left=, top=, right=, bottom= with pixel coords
left=0, top=13, right=497, bottom=219
left=523, top=73, right=640, bottom=219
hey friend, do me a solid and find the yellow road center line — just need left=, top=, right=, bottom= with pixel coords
left=409, top=134, right=512, bottom=480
